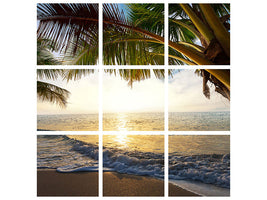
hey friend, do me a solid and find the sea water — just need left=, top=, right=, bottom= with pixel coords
left=103, top=135, right=165, bottom=178
left=169, top=135, right=230, bottom=196
left=37, top=135, right=230, bottom=196
left=103, top=112, right=164, bottom=131
left=37, top=114, right=99, bottom=131
left=169, top=111, right=230, bottom=131
left=37, top=135, right=99, bottom=172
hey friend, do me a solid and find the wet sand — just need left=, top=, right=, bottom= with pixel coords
left=37, top=169, right=98, bottom=196
left=169, top=183, right=199, bottom=196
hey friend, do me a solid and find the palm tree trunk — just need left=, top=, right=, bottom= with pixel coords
left=205, top=69, right=230, bottom=90
left=199, top=4, right=230, bottom=57
left=180, top=4, right=214, bottom=44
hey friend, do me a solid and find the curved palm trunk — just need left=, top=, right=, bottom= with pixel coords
left=205, top=69, right=230, bottom=90
left=199, top=4, right=230, bottom=57
left=179, top=4, right=214, bottom=44
left=169, top=41, right=213, bottom=65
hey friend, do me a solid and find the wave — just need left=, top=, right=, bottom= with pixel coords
left=169, top=154, right=230, bottom=189
left=37, top=135, right=98, bottom=172
left=103, top=147, right=164, bottom=179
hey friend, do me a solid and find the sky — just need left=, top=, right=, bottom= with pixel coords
left=37, top=71, right=99, bottom=115
left=168, top=70, right=230, bottom=112
left=37, top=69, right=229, bottom=114
left=103, top=70, right=164, bottom=113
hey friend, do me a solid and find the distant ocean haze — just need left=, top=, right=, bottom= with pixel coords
left=37, top=114, right=99, bottom=131
left=169, top=111, right=230, bottom=131
left=37, top=111, right=229, bottom=131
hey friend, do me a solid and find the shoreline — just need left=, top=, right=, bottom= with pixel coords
left=37, top=170, right=198, bottom=196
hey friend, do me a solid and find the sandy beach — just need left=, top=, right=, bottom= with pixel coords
left=103, top=172, right=164, bottom=196
left=169, top=183, right=199, bottom=196
left=37, top=169, right=98, bottom=196
left=103, top=172, right=198, bottom=196
left=37, top=170, right=198, bottom=196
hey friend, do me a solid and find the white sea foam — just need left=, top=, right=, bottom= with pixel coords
left=169, top=154, right=230, bottom=189
left=103, top=148, right=164, bottom=179
left=37, top=135, right=98, bottom=171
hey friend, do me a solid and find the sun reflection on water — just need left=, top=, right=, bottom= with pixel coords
left=113, top=135, right=129, bottom=149
left=116, top=113, right=128, bottom=131
left=103, top=135, right=164, bottom=153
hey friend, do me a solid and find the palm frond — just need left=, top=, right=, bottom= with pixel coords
left=103, top=4, right=164, bottom=65
left=37, top=39, right=62, bottom=65
left=37, top=69, right=64, bottom=80
left=62, top=69, right=95, bottom=82
left=195, top=69, right=230, bottom=100
left=37, top=3, right=99, bottom=58
left=104, top=69, right=165, bottom=87
left=127, top=4, right=164, bottom=36
left=37, top=81, right=70, bottom=107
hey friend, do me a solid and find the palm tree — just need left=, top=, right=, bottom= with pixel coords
left=37, top=3, right=230, bottom=65
left=37, top=3, right=230, bottom=102
left=168, top=4, right=230, bottom=65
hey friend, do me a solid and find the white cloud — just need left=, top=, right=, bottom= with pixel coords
left=169, top=70, right=230, bottom=112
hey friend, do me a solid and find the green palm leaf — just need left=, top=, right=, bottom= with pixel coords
left=37, top=81, right=70, bottom=107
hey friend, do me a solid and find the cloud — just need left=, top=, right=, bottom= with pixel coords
left=169, top=70, right=230, bottom=112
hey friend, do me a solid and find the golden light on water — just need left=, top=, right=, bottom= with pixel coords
left=113, top=135, right=129, bottom=148
left=103, top=135, right=164, bottom=153
left=116, top=113, right=128, bottom=131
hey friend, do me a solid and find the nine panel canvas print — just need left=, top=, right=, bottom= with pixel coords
left=36, top=2, right=231, bottom=197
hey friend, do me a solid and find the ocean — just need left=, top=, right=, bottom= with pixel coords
left=169, top=111, right=230, bottom=131
left=37, top=135, right=230, bottom=196
left=103, top=135, right=164, bottom=178
left=37, top=135, right=99, bottom=172
left=37, top=114, right=99, bottom=131
left=103, top=112, right=164, bottom=131
left=169, top=135, right=230, bottom=196
left=37, top=112, right=229, bottom=131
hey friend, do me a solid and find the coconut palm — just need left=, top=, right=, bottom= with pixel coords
left=37, top=3, right=230, bottom=65
left=168, top=4, right=230, bottom=65
left=37, top=3, right=230, bottom=102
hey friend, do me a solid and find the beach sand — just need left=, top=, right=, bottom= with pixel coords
left=103, top=172, right=164, bottom=196
left=103, top=172, right=198, bottom=196
left=37, top=169, right=98, bottom=196
left=169, top=183, right=200, bottom=196
left=37, top=170, right=198, bottom=196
